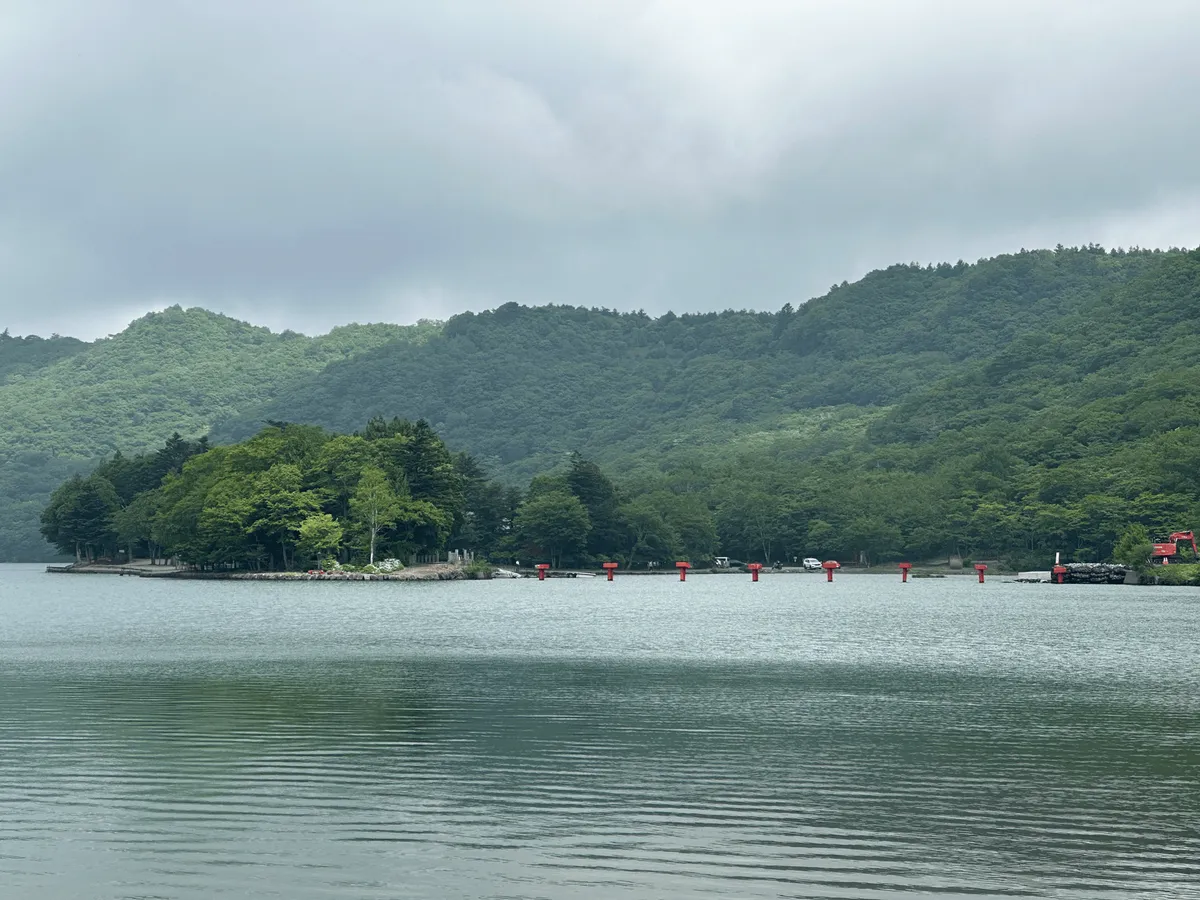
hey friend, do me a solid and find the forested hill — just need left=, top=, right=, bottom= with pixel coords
left=213, top=246, right=1176, bottom=477
left=9, top=245, right=1200, bottom=566
left=204, top=245, right=1200, bottom=570
left=0, top=330, right=87, bottom=383
left=0, top=308, right=435, bottom=560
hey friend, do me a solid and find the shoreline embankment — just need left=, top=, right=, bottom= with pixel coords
left=45, top=562, right=468, bottom=581
left=46, top=562, right=992, bottom=581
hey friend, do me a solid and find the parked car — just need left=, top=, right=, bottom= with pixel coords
left=802, top=557, right=822, bottom=570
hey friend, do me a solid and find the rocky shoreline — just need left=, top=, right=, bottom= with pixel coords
left=46, top=562, right=469, bottom=581
left=230, top=564, right=466, bottom=581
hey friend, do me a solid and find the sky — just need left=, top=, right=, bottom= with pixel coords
left=2, top=0, right=1199, bottom=340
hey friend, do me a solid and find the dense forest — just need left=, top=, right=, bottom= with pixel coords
left=0, top=309, right=436, bottom=560
left=13, top=245, right=1200, bottom=572
left=0, top=329, right=87, bottom=382
left=40, top=420, right=690, bottom=574
left=41, top=421, right=479, bottom=570
left=212, top=244, right=1175, bottom=477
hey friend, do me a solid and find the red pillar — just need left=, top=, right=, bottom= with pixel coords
left=676, top=561, right=691, bottom=582
left=1052, top=564, right=1067, bottom=584
left=898, top=562, right=912, bottom=582
left=822, top=560, right=840, bottom=582
left=602, top=562, right=619, bottom=582
left=748, top=563, right=763, bottom=582
left=975, top=563, right=988, bottom=583
left=536, top=563, right=550, bottom=581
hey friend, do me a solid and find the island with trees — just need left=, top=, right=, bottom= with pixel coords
left=39, top=418, right=718, bottom=578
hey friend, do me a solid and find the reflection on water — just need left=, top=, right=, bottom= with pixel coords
left=1, top=566, right=1198, bottom=898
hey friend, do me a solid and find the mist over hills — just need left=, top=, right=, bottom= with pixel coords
left=4, top=244, right=1199, bottom=564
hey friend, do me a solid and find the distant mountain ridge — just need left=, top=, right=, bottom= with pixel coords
left=0, top=329, right=87, bottom=384
left=4, top=244, right=1199, bottom=563
left=211, top=246, right=1174, bottom=478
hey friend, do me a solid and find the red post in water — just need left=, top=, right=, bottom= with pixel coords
left=602, top=562, right=619, bottom=582
left=676, top=561, right=691, bottom=582
left=536, top=563, right=550, bottom=581
left=975, top=563, right=988, bottom=583
left=822, top=560, right=840, bottom=582
left=748, top=563, right=763, bottom=582
left=898, top=562, right=913, bottom=583
left=1052, top=564, right=1067, bottom=585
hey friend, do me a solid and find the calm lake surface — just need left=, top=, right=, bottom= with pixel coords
left=2, top=564, right=1199, bottom=899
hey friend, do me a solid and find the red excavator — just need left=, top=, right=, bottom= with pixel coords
left=1151, top=531, right=1198, bottom=565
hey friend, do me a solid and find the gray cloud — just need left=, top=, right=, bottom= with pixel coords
left=2, top=0, right=1199, bottom=338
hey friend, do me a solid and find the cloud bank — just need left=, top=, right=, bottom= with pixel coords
left=2, top=0, right=1198, bottom=338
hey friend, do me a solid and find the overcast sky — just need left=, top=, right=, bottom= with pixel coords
left=2, top=0, right=1199, bottom=339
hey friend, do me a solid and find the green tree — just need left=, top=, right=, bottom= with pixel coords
left=314, top=434, right=379, bottom=518
left=566, top=454, right=627, bottom=560
left=349, top=466, right=400, bottom=564
left=805, top=519, right=836, bottom=558
left=717, top=491, right=783, bottom=563
left=387, top=497, right=453, bottom=559
left=246, top=464, right=322, bottom=570
left=197, top=477, right=255, bottom=568
left=297, top=513, right=344, bottom=566
left=40, top=474, right=119, bottom=561
left=450, top=453, right=520, bottom=556
left=111, top=492, right=159, bottom=562
left=621, top=501, right=679, bottom=567
left=1112, top=524, right=1154, bottom=569
left=658, top=493, right=718, bottom=563
left=514, top=491, right=591, bottom=568
left=150, top=449, right=231, bottom=565
left=40, top=475, right=88, bottom=560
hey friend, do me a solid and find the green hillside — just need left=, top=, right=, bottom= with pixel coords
left=208, top=245, right=1200, bottom=568
left=13, top=245, right=1200, bottom=568
left=214, top=246, right=1170, bottom=478
left=0, top=308, right=435, bottom=560
left=0, top=330, right=87, bottom=383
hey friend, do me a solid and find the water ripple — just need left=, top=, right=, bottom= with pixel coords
left=2, top=568, right=1199, bottom=898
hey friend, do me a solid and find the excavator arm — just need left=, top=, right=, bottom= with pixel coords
left=1169, top=531, right=1198, bottom=556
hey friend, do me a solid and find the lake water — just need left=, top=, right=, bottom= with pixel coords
left=2, top=564, right=1198, bottom=899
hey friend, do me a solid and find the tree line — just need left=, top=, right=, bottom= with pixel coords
left=42, top=420, right=465, bottom=570
left=37, top=420, right=716, bottom=571
left=38, top=414, right=1200, bottom=575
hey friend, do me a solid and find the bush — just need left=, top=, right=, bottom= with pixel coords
left=463, top=559, right=494, bottom=580
left=1112, top=524, right=1154, bottom=569
left=1147, top=563, right=1200, bottom=586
